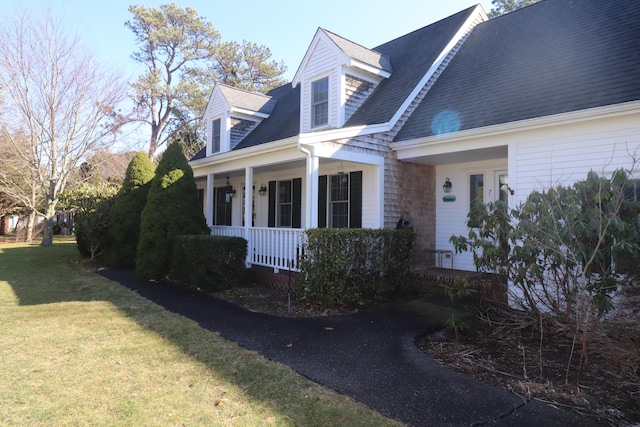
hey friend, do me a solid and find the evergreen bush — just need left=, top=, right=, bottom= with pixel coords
left=136, top=142, right=209, bottom=279
left=105, top=152, right=155, bottom=268
left=299, top=228, right=416, bottom=309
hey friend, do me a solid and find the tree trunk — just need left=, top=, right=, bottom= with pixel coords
left=25, top=211, right=35, bottom=243
left=148, top=125, right=161, bottom=159
left=40, top=201, right=57, bottom=247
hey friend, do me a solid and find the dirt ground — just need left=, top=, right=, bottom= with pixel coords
left=215, top=283, right=639, bottom=426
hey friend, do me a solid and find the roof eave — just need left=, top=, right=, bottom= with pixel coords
left=391, top=101, right=640, bottom=159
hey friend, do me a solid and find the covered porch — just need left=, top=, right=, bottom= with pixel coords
left=192, top=141, right=385, bottom=272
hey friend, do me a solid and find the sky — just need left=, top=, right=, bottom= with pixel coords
left=8, top=0, right=494, bottom=81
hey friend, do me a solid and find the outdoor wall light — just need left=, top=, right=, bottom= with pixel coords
left=443, top=177, right=452, bottom=193
left=258, top=185, right=267, bottom=196
left=225, top=177, right=235, bottom=203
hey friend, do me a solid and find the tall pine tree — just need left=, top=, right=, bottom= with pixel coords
left=136, top=142, right=208, bottom=279
left=105, top=152, right=155, bottom=268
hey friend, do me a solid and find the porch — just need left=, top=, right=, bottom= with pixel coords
left=211, top=226, right=305, bottom=272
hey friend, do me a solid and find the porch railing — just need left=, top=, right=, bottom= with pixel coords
left=210, top=226, right=305, bottom=272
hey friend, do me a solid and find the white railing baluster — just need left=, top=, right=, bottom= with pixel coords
left=210, top=226, right=304, bottom=272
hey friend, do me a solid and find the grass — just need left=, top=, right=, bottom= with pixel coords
left=0, top=238, right=401, bottom=426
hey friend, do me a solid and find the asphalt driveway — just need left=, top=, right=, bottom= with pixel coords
left=100, top=269, right=595, bottom=426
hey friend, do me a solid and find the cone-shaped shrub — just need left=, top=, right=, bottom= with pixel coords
left=105, top=152, right=156, bottom=268
left=136, top=142, right=209, bottom=279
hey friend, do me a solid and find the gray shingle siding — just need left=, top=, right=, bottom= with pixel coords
left=344, top=75, right=376, bottom=123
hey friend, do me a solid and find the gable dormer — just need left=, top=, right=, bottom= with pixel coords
left=292, top=28, right=392, bottom=133
left=204, top=84, right=276, bottom=156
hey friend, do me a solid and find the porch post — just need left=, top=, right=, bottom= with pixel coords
left=244, top=167, right=254, bottom=267
left=306, top=152, right=319, bottom=228
left=206, top=174, right=215, bottom=228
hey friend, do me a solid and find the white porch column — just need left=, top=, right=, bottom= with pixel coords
left=206, top=174, right=215, bottom=228
left=244, top=167, right=254, bottom=267
left=306, top=151, right=319, bottom=228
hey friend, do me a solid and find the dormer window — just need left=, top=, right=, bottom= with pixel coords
left=312, top=77, right=329, bottom=128
left=211, top=118, right=221, bottom=153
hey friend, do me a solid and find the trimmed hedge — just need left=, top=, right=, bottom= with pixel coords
left=171, top=235, right=247, bottom=292
left=299, top=228, right=416, bottom=309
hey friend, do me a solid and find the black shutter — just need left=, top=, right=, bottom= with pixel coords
left=349, top=171, right=362, bottom=228
left=318, top=175, right=327, bottom=228
left=268, top=180, right=276, bottom=227
left=292, top=178, right=302, bottom=228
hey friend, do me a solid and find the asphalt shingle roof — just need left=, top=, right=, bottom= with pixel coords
left=345, top=6, right=477, bottom=126
left=395, top=0, right=640, bottom=141
left=232, top=84, right=301, bottom=150
left=321, top=29, right=393, bottom=73
left=218, top=84, right=277, bottom=115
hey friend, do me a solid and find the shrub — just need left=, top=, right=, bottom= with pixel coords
left=171, top=235, right=247, bottom=292
left=299, top=228, right=416, bottom=309
left=136, top=142, right=209, bottom=279
left=105, top=152, right=155, bottom=268
left=450, top=168, right=640, bottom=377
left=58, top=183, right=119, bottom=259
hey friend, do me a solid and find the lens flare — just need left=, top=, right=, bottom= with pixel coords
left=431, top=110, right=461, bottom=135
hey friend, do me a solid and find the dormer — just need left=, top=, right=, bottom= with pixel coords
left=292, top=28, right=392, bottom=133
left=204, top=84, right=277, bottom=156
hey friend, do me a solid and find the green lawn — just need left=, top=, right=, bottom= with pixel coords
left=0, top=238, right=401, bottom=426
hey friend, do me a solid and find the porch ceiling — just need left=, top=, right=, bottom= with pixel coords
left=399, top=145, right=507, bottom=166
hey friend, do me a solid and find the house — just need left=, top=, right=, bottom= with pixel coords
left=190, top=0, right=640, bottom=274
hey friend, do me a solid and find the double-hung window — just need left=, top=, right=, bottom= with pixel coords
left=318, top=171, right=362, bottom=229
left=267, top=178, right=302, bottom=228
left=329, top=174, right=349, bottom=228
left=211, top=118, right=221, bottom=153
left=311, top=77, right=329, bottom=128
left=277, top=180, right=293, bottom=227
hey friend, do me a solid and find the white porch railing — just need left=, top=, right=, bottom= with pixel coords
left=210, top=226, right=305, bottom=272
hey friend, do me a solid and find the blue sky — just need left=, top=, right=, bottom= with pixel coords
left=9, top=0, right=493, bottom=81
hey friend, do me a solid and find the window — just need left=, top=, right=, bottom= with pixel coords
left=330, top=174, right=349, bottom=228
left=468, top=173, right=484, bottom=227
left=311, top=77, right=329, bottom=128
left=211, top=118, right=221, bottom=153
left=277, top=180, right=293, bottom=227
left=268, top=179, right=302, bottom=228
left=318, top=171, right=362, bottom=229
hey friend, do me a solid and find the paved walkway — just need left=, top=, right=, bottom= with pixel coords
left=100, top=270, right=595, bottom=427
